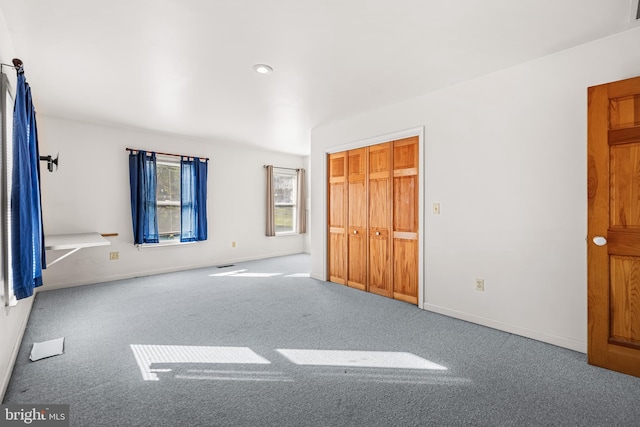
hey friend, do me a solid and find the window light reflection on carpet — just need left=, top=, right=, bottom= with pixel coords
left=131, top=345, right=447, bottom=382
left=130, top=345, right=270, bottom=381
left=276, top=349, right=447, bottom=370
left=208, top=270, right=310, bottom=278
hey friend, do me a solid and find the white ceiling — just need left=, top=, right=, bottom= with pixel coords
left=0, top=0, right=638, bottom=156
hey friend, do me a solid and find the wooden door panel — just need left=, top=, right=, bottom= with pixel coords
left=608, top=229, right=640, bottom=256
left=370, top=145, right=390, bottom=173
left=369, top=180, right=389, bottom=228
left=610, top=95, right=640, bottom=129
left=329, top=233, right=346, bottom=284
left=349, top=148, right=366, bottom=179
left=394, top=176, right=417, bottom=232
left=610, top=144, right=640, bottom=227
left=330, top=156, right=345, bottom=178
left=348, top=233, right=367, bottom=290
left=393, top=137, right=418, bottom=170
left=348, top=182, right=366, bottom=228
left=393, top=238, right=418, bottom=305
left=609, top=256, right=640, bottom=346
left=588, top=75, right=640, bottom=377
left=369, top=236, right=390, bottom=296
left=329, top=183, right=345, bottom=226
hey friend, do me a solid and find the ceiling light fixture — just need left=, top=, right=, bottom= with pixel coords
left=252, top=64, right=273, bottom=74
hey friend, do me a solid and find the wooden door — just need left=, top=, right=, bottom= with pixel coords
left=392, top=137, right=419, bottom=305
left=368, top=142, right=393, bottom=298
left=328, top=152, right=347, bottom=285
left=588, top=75, right=640, bottom=378
left=347, top=148, right=367, bottom=290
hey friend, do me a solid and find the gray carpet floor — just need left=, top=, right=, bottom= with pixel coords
left=3, top=254, right=640, bottom=426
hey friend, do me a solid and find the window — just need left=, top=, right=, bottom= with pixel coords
left=129, top=150, right=208, bottom=245
left=156, top=157, right=181, bottom=242
left=273, top=169, right=297, bottom=234
left=265, top=166, right=306, bottom=237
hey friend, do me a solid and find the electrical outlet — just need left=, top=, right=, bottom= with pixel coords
left=109, top=252, right=119, bottom=261
left=475, top=278, right=484, bottom=291
left=232, top=241, right=237, bottom=248
left=433, top=203, right=440, bottom=215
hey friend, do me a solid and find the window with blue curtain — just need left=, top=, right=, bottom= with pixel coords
left=11, top=65, right=45, bottom=300
left=129, top=150, right=207, bottom=244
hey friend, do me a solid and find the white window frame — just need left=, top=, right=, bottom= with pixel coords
left=273, top=168, right=297, bottom=236
left=155, top=155, right=181, bottom=244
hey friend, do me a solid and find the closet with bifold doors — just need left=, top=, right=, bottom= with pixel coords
left=328, top=136, right=419, bottom=305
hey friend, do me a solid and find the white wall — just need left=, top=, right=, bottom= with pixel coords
left=310, top=26, right=640, bottom=353
left=0, top=7, right=33, bottom=400
left=38, top=116, right=306, bottom=289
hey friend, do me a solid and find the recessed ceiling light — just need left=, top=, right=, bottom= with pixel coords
left=252, top=64, right=273, bottom=74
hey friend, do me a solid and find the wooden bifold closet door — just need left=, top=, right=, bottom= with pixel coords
left=392, top=138, right=419, bottom=304
left=347, top=148, right=367, bottom=290
left=327, top=136, right=418, bottom=305
left=368, top=142, right=392, bottom=298
left=328, top=152, right=347, bottom=285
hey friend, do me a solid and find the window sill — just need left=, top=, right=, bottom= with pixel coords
left=136, top=240, right=197, bottom=250
left=275, top=232, right=299, bottom=237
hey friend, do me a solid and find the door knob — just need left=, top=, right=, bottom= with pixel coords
left=376, top=231, right=380, bottom=236
left=353, top=230, right=357, bottom=234
left=593, top=236, right=607, bottom=246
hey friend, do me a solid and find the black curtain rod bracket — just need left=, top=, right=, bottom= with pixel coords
left=39, top=153, right=59, bottom=172
left=0, top=58, right=23, bottom=73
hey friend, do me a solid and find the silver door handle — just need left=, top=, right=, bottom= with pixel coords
left=593, top=236, right=607, bottom=246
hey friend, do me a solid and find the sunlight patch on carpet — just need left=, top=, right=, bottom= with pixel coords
left=130, top=345, right=270, bottom=381
left=276, top=349, right=447, bottom=370
left=208, top=269, right=247, bottom=276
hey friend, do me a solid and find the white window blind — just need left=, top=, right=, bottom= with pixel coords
left=1, top=71, right=15, bottom=307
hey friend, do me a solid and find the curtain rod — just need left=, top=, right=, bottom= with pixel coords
left=126, top=148, right=209, bottom=161
left=0, top=58, right=24, bottom=73
left=263, top=165, right=300, bottom=171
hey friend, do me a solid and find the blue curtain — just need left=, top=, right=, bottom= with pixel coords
left=194, top=158, right=208, bottom=241
left=129, top=150, right=159, bottom=244
left=180, top=157, right=208, bottom=242
left=11, top=66, right=45, bottom=300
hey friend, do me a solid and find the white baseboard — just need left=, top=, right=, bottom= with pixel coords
left=423, top=303, right=587, bottom=354
left=41, top=251, right=307, bottom=291
left=310, top=272, right=325, bottom=281
left=1, top=297, right=34, bottom=401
